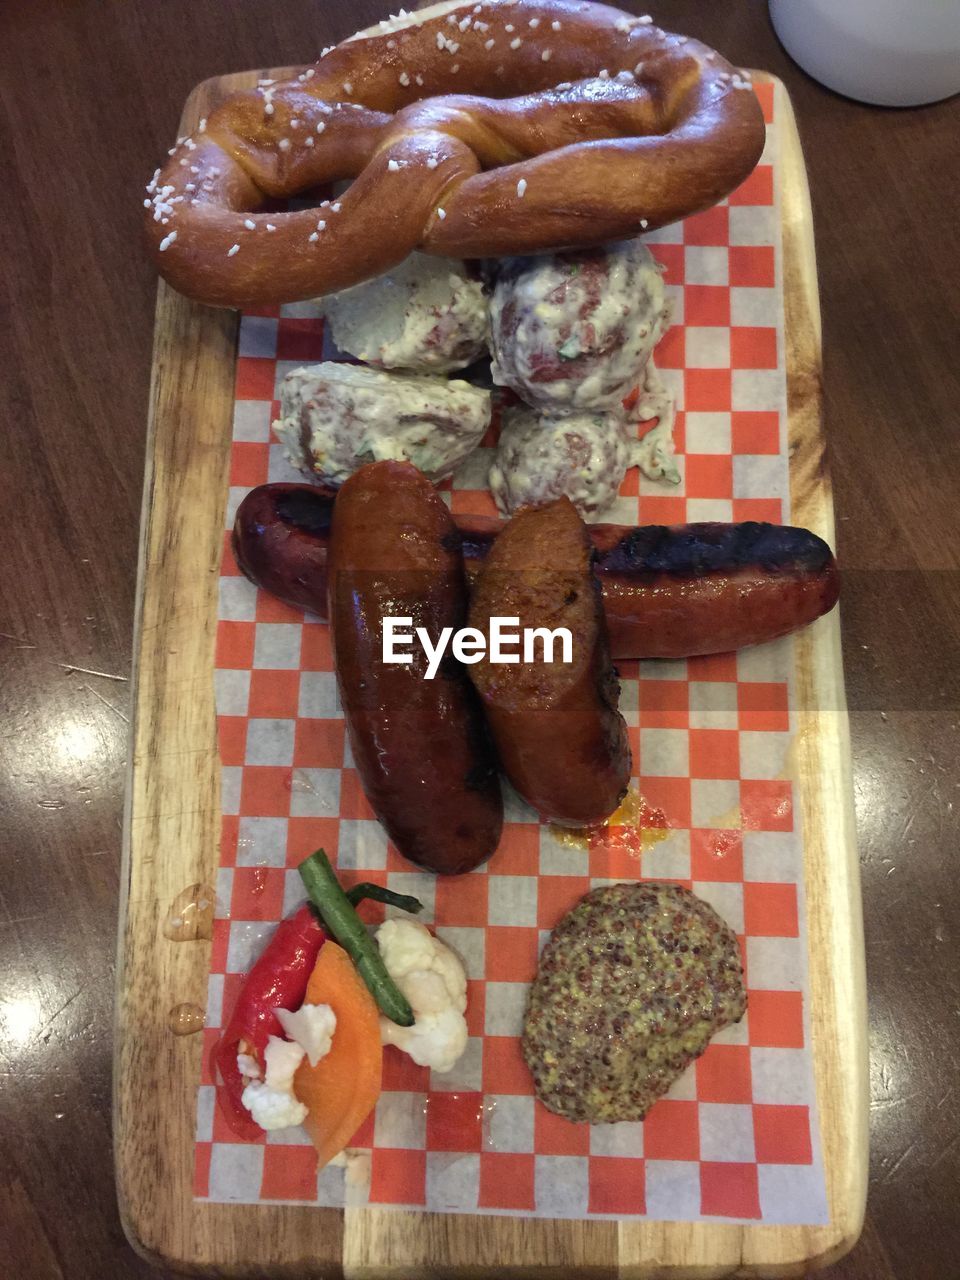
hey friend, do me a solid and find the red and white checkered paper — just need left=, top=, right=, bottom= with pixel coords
left=195, top=79, right=829, bottom=1225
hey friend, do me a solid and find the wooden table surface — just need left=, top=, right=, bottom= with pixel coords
left=0, top=2, right=957, bottom=1277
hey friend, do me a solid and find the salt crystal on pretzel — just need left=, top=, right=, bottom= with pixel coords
left=144, top=0, right=764, bottom=308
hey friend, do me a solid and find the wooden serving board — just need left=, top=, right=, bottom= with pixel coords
left=115, top=68, right=867, bottom=1278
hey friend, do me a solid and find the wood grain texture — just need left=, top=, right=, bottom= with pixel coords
left=3, top=3, right=958, bottom=1279
left=113, top=69, right=866, bottom=1277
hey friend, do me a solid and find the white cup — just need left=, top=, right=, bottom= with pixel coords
left=769, top=0, right=960, bottom=107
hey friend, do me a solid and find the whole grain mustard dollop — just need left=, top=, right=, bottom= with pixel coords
left=522, top=882, right=746, bottom=1123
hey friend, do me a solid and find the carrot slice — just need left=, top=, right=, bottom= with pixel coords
left=294, top=940, right=383, bottom=1169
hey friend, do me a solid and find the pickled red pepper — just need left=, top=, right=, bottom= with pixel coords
left=213, top=903, right=326, bottom=1141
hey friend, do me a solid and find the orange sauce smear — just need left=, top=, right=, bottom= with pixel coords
left=548, top=786, right=670, bottom=860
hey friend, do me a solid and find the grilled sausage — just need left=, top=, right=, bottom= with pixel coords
left=232, top=482, right=337, bottom=612
left=328, top=462, right=502, bottom=875
left=234, top=483, right=839, bottom=660
left=467, top=498, right=630, bottom=828
left=590, top=520, right=840, bottom=659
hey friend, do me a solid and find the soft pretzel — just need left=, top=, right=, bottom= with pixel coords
left=145, top=0, right=765, bottom=308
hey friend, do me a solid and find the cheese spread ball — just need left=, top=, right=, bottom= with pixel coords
left=489, top=239, right=671, bottom=413
left=522, top=882, right=746, bottom=1123
left=321, top=252, right=489, bottom=374
left=488, top=405, right=629, bottom=519
left=274, top=363, right=491, bottom=487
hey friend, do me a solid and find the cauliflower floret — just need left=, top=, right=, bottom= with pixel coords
left=236, top=1051, right=260, bottom=1079
left=377, top=918, right=467, bottom=1013
left=381, top=1006, right=469, bottom=1074
left=240, top=1079, right=308, bottom=1131
left=262, top=1033, right=307, bottom=1090
left=276, top=1002, right=336, bottom=1067
left=240, top=1034, right=308, bottom=1130
left=237, top=1004, right=336, bottom=1131
left=376, top=919, right=469, bottom=1073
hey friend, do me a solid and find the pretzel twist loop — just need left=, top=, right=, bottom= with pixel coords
left=145, top=0, right=765, bottom=307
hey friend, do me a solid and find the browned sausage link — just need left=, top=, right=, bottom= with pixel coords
left=590, top=520, right=840, bottom=659
left=328, top=462, right=502, bottom=875
left=467, top=498, right=630, bottom=828
left=231, top=482, right=338, bottom=612
left=233, top=486, right=839, bottom=658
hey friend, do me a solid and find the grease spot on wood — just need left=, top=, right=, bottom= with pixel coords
left=168, top=1002, right=205, bottom=1035
left=162, top=883, right=216, bottom=941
